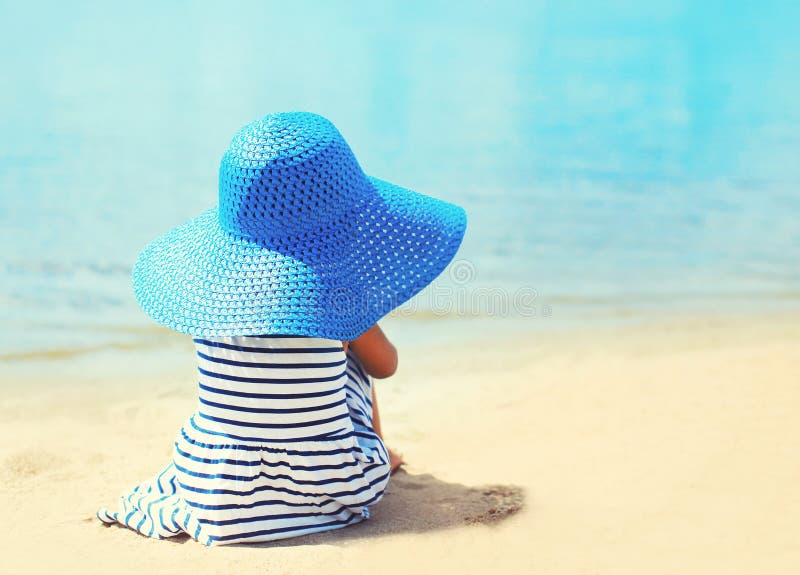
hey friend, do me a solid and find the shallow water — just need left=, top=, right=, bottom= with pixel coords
left=1, top=1, right=799, bottom=358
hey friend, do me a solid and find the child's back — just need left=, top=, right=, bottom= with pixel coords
left=98, top=335, right=390, bottom=546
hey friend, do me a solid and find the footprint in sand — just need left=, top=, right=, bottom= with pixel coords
left=463, top=485, right=526, bottom=525
left=1, top=448, right=67, bottom=484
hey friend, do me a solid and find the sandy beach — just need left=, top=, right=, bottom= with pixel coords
left=3, top=0, right=799, bottom=572
left=1, top=310, right=799, bottom=574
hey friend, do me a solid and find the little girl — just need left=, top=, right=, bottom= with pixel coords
left=97, top=112, right=467, bottom=546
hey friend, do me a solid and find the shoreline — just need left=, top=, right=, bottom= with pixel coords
left=2, top=289, right=799, bottom=364
left=3, top=301, right=800, bottom=377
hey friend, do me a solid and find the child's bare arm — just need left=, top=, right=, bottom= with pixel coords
left=347, top=324, right=398, bottom=379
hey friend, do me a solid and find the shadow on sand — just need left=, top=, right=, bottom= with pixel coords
left=95, top=470, right=526, bottom=547
left=236, top=470, right=526, bottom=548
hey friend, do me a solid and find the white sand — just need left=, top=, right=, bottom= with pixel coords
left=1, top=311, right=799, bottom=574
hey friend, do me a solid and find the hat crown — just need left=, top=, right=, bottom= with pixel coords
left=218, top=112, right=371, bottom=239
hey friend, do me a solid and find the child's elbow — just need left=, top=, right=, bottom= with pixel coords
left=371, top=347, right=398, bottom=379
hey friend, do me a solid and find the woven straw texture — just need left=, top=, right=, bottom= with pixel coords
left=132, top=112, right=467, bottom=340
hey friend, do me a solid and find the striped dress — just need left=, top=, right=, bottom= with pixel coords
left=97, top=335, right=392, bottom=546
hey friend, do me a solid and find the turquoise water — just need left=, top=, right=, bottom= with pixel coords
left=1, top=1, right=799, bottom=357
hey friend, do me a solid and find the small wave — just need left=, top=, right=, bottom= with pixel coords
left=0, top=336, right=185, bottom=362
left=0, top=260, right=131, bottom=276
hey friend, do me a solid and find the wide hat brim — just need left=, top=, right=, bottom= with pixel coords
left=132, top=176, right=467, bottom=341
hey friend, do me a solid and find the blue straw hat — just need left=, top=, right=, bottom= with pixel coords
left=132, top=112, right=467, bottom=340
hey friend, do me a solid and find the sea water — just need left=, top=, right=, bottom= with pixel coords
left=1, top=0, right=798, bottom=360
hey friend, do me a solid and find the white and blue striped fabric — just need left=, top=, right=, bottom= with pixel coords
left=97, top=335, right=391, bottom=546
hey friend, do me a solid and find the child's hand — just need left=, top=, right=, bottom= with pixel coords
left=347, top=324, right=398, bottom=379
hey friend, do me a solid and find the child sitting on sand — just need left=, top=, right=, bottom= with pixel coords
left=96, top=111, right=466, bottom=546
